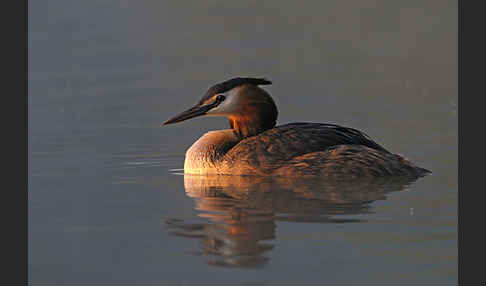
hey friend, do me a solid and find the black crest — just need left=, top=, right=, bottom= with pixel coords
left=199, top=77, right=272, bottom=104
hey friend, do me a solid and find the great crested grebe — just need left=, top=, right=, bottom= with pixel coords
left=163, top=77, right=430, bottom=178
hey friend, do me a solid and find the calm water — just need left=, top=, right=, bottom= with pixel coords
left=29, top=1, right=457, bottom=285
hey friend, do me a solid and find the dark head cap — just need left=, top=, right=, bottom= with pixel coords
left=198, top=77, right=272, bottom=105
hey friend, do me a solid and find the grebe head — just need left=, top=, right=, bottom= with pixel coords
left=164, top=77, right=278, bottom=138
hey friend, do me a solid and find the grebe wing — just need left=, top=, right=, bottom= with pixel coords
left=222, top=123, right=390, bottom=174
left=274, top=123, right=389, bottom=153
left=273, top=145, right=427, bottom=177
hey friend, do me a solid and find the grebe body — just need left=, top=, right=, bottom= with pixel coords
left=164, top=78, right=430, bottom=178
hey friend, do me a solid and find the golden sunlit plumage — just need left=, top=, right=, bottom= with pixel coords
left=164, top=77, right=430, bottom=178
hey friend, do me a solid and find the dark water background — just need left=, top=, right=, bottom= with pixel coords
left=29, top=1, right=457, bottom=285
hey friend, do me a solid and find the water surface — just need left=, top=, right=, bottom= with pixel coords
left=29, top=1, right=457, bottom=285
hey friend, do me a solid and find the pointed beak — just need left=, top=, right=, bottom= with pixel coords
left=163, top=103, right=216, bottom=125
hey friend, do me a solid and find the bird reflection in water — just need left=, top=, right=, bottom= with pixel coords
left=165, top=174, right=421, bottom=268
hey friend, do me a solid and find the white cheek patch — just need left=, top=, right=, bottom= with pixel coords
left=207, top=92, right=239, bottom=115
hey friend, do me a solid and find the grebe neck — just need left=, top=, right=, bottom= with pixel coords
left=227, top=85, right=278, bottom=139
